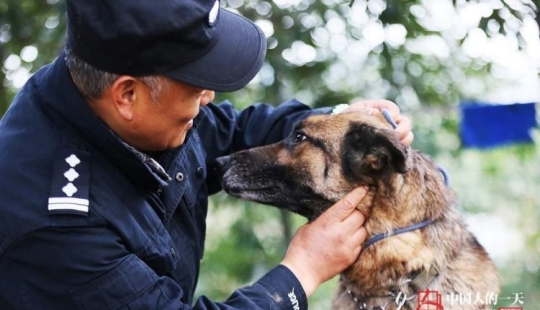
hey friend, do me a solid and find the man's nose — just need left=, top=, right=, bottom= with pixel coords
left=200, top=90, right=215, bottom=106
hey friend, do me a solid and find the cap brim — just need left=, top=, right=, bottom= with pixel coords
left=164, top=9, right=267, bottom=92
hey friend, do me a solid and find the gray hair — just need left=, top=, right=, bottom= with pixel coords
left=64, top=49, right=165, bottom=102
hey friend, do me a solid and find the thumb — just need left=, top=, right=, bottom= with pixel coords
left=323, top=187, right=367, bottom=222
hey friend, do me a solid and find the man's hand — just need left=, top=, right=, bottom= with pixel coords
left=344, top=99, right=414, bottom=146
left=280, top=187, right=368, bottom=297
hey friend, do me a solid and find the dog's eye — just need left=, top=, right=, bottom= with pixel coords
left=292, top=131, right=307, bottom=144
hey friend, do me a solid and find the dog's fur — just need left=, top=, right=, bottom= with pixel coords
left=215, top=112, right=499, bottom=310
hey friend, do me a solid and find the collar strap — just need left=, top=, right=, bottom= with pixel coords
left=364, top=219, right=434, bottom=248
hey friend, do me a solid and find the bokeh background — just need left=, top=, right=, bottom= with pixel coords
left=1, top=0, right=539, bottom=308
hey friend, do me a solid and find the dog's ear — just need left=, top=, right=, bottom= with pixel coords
left=342, top=123, right=411, bottom=181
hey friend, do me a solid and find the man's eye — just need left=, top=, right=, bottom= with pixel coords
left=292, top=132, right=307, bottom=144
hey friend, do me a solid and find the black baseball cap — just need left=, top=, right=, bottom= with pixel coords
left=66, top=0, right=267, bottom=92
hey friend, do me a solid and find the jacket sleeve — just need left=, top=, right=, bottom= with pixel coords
left=199, top=99, right=331, bottom=160
left=0, top=226, right=307, bottom=310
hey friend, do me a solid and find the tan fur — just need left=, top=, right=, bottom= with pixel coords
left=217, top=112, right=500, bottom=310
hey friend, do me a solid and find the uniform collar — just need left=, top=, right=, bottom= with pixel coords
left=36, top=51, right=171, bottom=191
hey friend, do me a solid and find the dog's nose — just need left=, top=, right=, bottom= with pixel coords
left=207, top=155, right=231, bottom=179
left=214, top=155, right=231, bottom=168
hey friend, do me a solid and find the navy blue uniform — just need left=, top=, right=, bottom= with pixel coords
left=0, top=53, right=329, bottom=309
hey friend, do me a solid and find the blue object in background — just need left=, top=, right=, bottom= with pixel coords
left=459, top=101, right=537, bottom=149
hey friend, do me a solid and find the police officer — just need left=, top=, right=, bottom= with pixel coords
left=0, top=0, right=413, bottom=309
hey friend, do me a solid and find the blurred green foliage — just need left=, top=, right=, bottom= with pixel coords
left=1, top=0, right=539, bottom=308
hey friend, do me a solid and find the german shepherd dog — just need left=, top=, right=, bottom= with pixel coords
left=214, top=112, right=500, bottom=310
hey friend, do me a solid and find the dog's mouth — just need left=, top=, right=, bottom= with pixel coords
left=225, top=185, right=281, bottom=197
left=222, top=183, right=315, bottom=219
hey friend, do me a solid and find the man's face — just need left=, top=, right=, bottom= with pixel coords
left=129, top=79, right=215, bottom=151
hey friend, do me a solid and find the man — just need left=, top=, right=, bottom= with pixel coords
left=0, top=0, right=413, bottom=309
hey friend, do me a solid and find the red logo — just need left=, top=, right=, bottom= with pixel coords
left=416, top=289, right=444, bottom=310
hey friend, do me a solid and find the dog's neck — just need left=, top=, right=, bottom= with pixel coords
left=363, top=219, right=434, bottom=248
left=341, top=150, right=456, bottom=302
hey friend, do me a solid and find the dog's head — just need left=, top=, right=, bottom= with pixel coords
left=214, top=112, right=411, bottom=220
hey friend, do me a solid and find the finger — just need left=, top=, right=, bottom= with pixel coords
left=351, top=99, right=400, bottom=115
left=394, top=116, right=413, bottom=143
left=389, top=114, right=413, bottom=146
left=341, top=209, right=366, bottom=230
left=351, top=242, right=363, bottom=260
left=355, top=226, right=368, bottom=244
left=395, top=116, right=412, bottom=137
left=323, top=187, right=367, bottom=222
left=400, top=131, right=414, bottom=147
left=349, top=228, right=368, bottom=259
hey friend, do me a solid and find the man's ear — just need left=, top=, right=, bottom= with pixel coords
left=110, top=76, right=138, bottom=121
left=342, top=123, right=411, bottom=182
